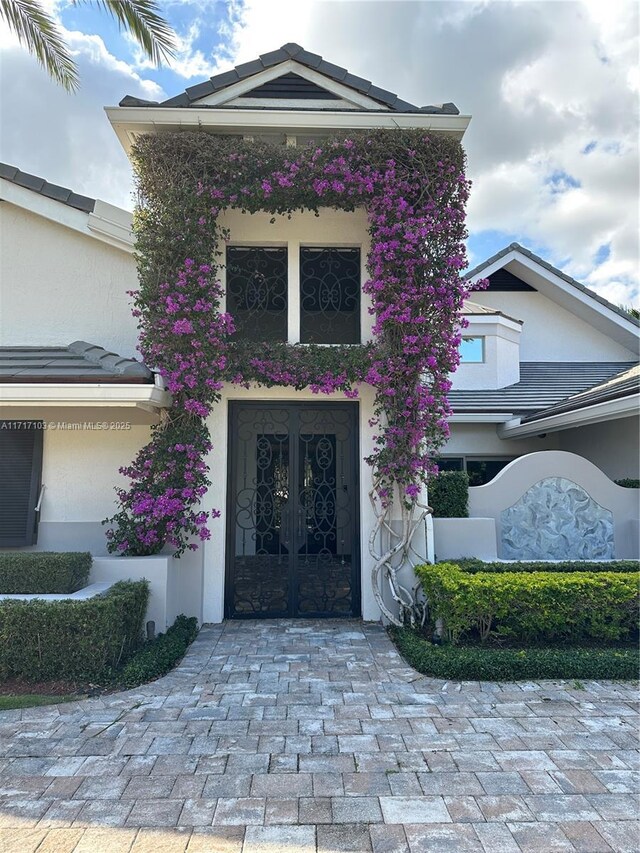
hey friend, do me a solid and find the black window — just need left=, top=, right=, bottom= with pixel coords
left=433, top=456, right=514, bottom=485
left=226, top=247, right=288, bottom=342
left=0, top=422, right=43, bottom=546
left=434, top=457, right=464, bottom=473
left=466, top=458, right=513, bottom=486
left=300, top=248, right=360, bottom=344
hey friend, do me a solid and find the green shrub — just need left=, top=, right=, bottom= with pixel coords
left=0, top=580, right=149, bottom=681
left=615, top=478, right=640, bottom=488
left=417, top=562, right=639, bottom=644
left=451, top=558, right=639, bottom=574
left=429, top=471, right=469, bottom=518
left=0, top=552, right=91, bottom=594
left=390, top=627, right=640, bottom=681
left=119, top=614, right=198, bottom=688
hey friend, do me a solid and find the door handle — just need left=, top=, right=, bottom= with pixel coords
left=297, top=507, right=304, bottom=541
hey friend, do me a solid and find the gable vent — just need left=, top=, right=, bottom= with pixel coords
left=487, top=269, right=537, bottom=292
left=239, top=72, right=341, bottom=100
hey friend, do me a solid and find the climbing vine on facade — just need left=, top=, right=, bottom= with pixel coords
left=104, top=129, right=480, bottom=620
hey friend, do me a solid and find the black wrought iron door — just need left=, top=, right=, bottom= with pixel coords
left=226, top=403, right=360, bottom=618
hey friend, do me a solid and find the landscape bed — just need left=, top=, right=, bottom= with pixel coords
left=0, top=553, right=200, bottom=707
left=390, top=558, right=640, bottom=681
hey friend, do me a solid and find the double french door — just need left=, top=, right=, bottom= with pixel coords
left=225, top=403, right=360, bottom=618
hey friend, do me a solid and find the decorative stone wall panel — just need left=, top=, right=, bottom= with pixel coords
left=501, top=476, right=615, bottom=560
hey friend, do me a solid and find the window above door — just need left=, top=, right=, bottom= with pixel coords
left=225, top=244, right=362, bottom=345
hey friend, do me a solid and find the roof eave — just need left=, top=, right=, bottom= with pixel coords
left=105, top=105, right=471, bottom=157
left=0, top=383, right=171, bottom=408
left=467, top=243, right=640, bottom=342
left=497, top=393, right=639, bottom=439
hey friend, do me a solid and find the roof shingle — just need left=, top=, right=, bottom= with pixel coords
left=449, top=362, right=636, bottom=415
left=118, top=43, right=459, bottom=115
left=1, top=163, right=95, bottom=213
left=0, top=342, right=152, bottom=383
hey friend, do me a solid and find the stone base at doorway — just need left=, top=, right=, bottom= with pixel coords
left=433, top=517, right=497, bottom=562
left=90, top=553, right=203, bottom=631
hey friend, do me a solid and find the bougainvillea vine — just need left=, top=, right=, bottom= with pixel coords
left=104, top=129, right=482, bottom=622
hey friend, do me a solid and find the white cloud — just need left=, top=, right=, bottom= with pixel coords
left=0, top=23, right=165, bottom=208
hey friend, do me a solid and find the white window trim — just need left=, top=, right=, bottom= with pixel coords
left=460, top=336, right=485, bottom=363
left=223, top=240, right=365, bottom=346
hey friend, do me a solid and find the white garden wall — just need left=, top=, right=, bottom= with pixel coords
left=468, top=451, right=639, bottom=559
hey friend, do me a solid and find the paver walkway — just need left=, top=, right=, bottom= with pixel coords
left=0, top=621, right=638, bottom=853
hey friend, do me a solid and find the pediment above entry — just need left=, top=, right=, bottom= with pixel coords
left=188, top=60, right=392, bottom=111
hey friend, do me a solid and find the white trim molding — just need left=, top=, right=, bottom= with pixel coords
left=497, top=394, right=639, bottom=439
left=1, top=180, right=134, bottom=253
left=106, top=106, right=472, bottom=157
left=0, top=383, right=170, bottom=409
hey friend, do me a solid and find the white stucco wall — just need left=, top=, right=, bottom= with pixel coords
left=39, top=423, right=151, bottom=522
left=557, top=416, right=640, bottom=481
left=473, top=291, right=636, bottom=362
left=0, top=414, right=153, bottom=556
left=451, top=315, right=521, bottom=390
left=468, top=451, right=640, bottom=559
left=0, top=202, right=139, bottom=357
left=442, top=422, right=560, bottom=458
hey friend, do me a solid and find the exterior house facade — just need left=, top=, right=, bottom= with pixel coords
left=1, top=45, right=638, bottom=627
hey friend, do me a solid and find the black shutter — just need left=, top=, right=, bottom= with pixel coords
left=0, top=422, right=43, bottom=546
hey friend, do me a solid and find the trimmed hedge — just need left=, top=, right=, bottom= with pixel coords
left=390, top=627, right=640, bottom=681
left=451, top=558, right=639, bottom=574
left=0, top=552, right=91, bottom=594
left=120, top=614, right=199, bottom=687
left=417, top=562, right=639, bottom=644
left=0, top=580, right=149, bottom=681
left=615, top=478, right=640, bottom=489
left=429, top=471, right=469, bottom=518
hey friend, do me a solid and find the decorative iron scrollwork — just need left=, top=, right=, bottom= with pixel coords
left=300, top=248, right=361, bottom=344
left=226, top=247, right=288, bottom=342
left=227, top=404, right=358, bottom=618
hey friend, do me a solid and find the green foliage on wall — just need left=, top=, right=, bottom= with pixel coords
left=0, top=580, right=149, bottom=680
left=0, top=552, right=91, bottom=594
left=416, top=562, right=639, bottom=644
left=428, top=471, right=469, bottom=518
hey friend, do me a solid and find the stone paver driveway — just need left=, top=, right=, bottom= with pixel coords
left=0, top=621, right=638, bottom=853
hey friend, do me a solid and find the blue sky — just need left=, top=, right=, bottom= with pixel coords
left=0, top=0, right=638, bottom=306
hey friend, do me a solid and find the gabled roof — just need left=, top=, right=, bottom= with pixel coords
left=466, top=242, right=639, bottom=328
left=0, top=163, right=95, bottom=213
left=448, top=362, right=635, bottom=414
left=1, top=163, right=134, bottom=252
left=520, top=364, right=639, bottom=423
left=119, top=43, right=459, bottom=115
left=0, top=342, right=151, bottom=383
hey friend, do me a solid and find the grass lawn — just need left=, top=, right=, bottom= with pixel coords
left=0, top=694, right=82, bottom=711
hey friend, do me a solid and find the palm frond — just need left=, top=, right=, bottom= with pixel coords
left=0, top=0, right=79, bottom=91
left=74, top=0, right=176, bottom=65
